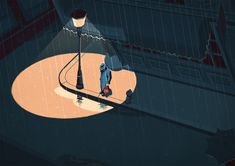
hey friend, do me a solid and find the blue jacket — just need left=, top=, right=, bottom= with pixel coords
left=100, top=68, right=111, bottom=91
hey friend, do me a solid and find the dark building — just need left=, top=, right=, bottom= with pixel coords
left=0, top=0, right=235, bottom=165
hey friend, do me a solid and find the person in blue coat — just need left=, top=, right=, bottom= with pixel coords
left=99, top=63, right=112, bottom=97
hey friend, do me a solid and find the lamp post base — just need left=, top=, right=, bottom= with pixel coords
left=76, top=68, right=84, bottom=89
left=76, top=84, right=84, bottom=89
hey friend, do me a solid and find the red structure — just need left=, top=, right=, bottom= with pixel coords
left=226, top=159, right=235, bottom=166
left=0, top=0, right=58, bottom=59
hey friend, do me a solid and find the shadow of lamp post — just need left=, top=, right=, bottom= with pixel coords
left=71, top=9, right=87, bottom=89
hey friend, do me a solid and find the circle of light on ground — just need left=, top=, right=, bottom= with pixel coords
left=11, top=53, right=137, bottom=119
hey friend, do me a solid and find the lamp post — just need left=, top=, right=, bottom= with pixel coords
left=71, top=9, right=87, bottom=89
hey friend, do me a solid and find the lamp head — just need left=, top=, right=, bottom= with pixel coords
left=71, top=9, right=87, bottom=28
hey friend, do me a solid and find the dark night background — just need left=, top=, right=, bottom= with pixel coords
left=0, top=0, right=235, bottom=165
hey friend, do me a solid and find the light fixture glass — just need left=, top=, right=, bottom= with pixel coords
left=71, top=9, right=87, bottom=28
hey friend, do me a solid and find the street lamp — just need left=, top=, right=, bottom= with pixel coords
left=71, top=9, right=87, bottom=89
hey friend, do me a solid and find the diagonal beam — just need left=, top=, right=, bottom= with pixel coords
left=7, top=0, right=26, bottom=25
left=0, top=8, right=59, bottom=59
